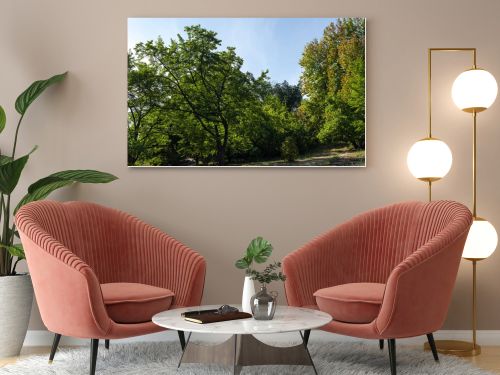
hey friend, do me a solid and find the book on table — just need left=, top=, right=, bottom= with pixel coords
left=182, top=309, right=252, bottom=324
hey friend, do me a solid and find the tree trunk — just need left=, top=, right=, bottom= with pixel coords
left=215, top=145, right=226, bottom=165
left=128, top=153, right=138, bottom=166
left=215, top=120, right=229, bottom=166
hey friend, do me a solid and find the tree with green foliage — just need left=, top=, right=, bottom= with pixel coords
left=127, top=19, right=365, bottom=166
left=300, top=18, right=365, bottom=149
left=128, top=53, right=167, bottom=165
left=271, top=81, right=302, bottom=112
left=131, top=26, right=268, bottom=165
left=281, top=136, right=299, bottom=162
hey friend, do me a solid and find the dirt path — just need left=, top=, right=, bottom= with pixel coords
left=240, top=147, right=365, bottom=166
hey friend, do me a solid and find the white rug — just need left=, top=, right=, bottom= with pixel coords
left=0, top=341, right=494, bottom=374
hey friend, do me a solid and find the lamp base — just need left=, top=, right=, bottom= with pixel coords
left=424, top=340, right=481, bottom=357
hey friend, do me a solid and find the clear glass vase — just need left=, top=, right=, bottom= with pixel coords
left=250, top=285, right=278, bottom=320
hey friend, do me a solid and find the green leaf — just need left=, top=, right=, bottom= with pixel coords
left=28, top=170, right=117, bottom=194
left=0, top=155, right=13, bottom=166
left=235, top=258, right=250, bottom=269
left=0, top=244, right=25, bottom=259
left=0, top=148, right=37, bottom=194
left=15, top=72, right=67, bottom=115
left=14, top=169, right=117, bottom=214
left=254, top=253, right=271, bottom=263
left=7, top=228, right=20, bottom=241
left=16, top=180, right=73, bottom=213
left=246, top=237, right=273, bottom=264
left=0, top=105, right=5, bottom=134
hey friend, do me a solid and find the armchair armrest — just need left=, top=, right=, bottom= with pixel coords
left=17, top=230, right=111, bottom=339
left=376, top=227, right=470, bottom=338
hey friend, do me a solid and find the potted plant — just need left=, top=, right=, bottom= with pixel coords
left=0, top=72, right=117, bottom=358
left=235, top=237, right=286, bottom=318
left=235, top=237, right=273, bottom=313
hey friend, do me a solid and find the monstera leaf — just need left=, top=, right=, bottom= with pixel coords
left=235, top=258, right=251, bottom=270
left=15, top=72, right=67, bottom=115
left=235, top=236, right=274, bottom=270
left=246, top=236, right=273, bottom=263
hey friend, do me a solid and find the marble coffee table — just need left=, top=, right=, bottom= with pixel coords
left=153, top=305, right=332, bottom=374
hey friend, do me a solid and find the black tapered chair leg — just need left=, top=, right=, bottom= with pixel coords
left=303, top=329, right=311, bottom=347
left=48, top=333, right=62, bottom=363
left=388, top=339, right=396, bottom=375
left=90, top=339, right=99, bottom=375
left=177, top=330, right=186, bottom=350
left=105, top=339, right=110, bottom=350
left=379, top=339, right=384, bottom=350
left=426, top=333, right=439, bottom=362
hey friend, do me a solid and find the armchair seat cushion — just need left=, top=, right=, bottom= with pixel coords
left=314, top=283, right=385, bottom=324
left=101, top=283, right=174, bottom=324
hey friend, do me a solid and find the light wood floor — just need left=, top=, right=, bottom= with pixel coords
left=2, top=345, right=500, bottom=372
left=464, top=346, right=500, bottom=373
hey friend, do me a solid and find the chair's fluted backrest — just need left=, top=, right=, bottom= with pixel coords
left=338, top=201, right=421, bottom=284
left=16, top=200, right=159, bottom=284
left=341, top=200, right=468, bottom=284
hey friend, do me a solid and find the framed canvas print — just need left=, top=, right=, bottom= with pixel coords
left=128, top=18, right=365, bottom=167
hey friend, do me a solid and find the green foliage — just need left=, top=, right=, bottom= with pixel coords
left=0, top=106, right=5, bottom=134
left=0, top=73, right=117, bottom=276
left=1, top=244, right=24, bottom=259
left=281, top=137, right=299, bottom=162
left=235, top=237, right=273, bottom=273
left=300, top=18, right=365, bottom=150
left=248, top=261, right=286, bottom=285
left=235, top=238, right=286, bottom=285
left=271, top=81, right=302, bottom=112
left=0, top=156, right=12, bottom=165
left=15, top=72, right=67, bottom=115
left=15, top=170, right=118, bottom=214
left=129, top=26, right=262, bottom=165
left=128, top=20, right=365, bottom=166
left=0, top=152, right=31, bottom=195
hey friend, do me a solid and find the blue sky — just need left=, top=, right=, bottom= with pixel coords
left=128, top=18, right=339, bottom=85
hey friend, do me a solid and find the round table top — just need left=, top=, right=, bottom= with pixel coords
left=152, top=305, right=332, bottom=335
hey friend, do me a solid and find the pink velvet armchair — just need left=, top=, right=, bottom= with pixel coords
left=16, top=200, right=206, bottom=375
left=283, top=200, right=472, bottom=375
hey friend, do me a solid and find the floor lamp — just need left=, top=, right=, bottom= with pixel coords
left=407, top=48, right=498, bottom=357
left=407, top=49, right=454, bottom=197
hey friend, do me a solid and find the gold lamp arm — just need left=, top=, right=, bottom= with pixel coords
left=425, top=48, right=476, bottom=203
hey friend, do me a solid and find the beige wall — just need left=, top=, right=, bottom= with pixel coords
left=2, top=0, right=500, bottom=331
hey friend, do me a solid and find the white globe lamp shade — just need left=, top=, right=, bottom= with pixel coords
left=462, top=218, right=498, bottom=259
left=407, top=138, right=453, bottom=181
left=452, top=69, right=498, bottom=113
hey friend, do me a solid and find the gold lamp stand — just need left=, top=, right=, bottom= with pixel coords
left=425, top=143, right=482, bottom=354
left=424, top=258, right=481, bottom=356
left=422, top=48, right=489, bottom=357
